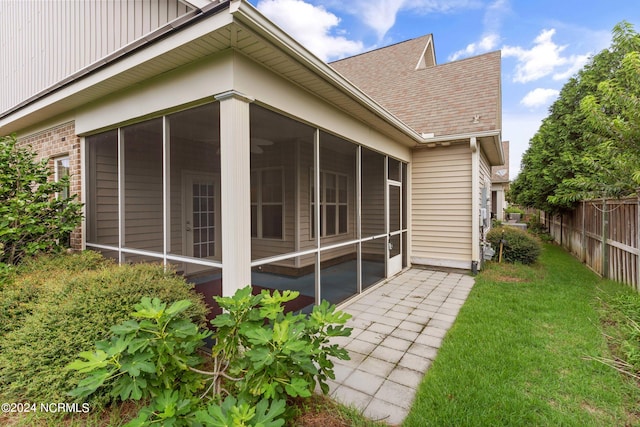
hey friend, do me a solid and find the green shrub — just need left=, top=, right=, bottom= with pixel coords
left=0, top=135, right=83, bottom=265
left=486, top=226, right=542, bottom=265
left=504, top=206, right=525, bottom=214
left=0, top=255, right=207, bottom=406
left=526, top=211, right=548, bottom=235
left=0, top=251, right=112, bottom=337
left=18, top=250, right=110, bottom=274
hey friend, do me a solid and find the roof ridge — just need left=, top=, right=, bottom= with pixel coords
left=330, top=34, right=433, bottom=64
left=437, top=49, right=501, bottom=67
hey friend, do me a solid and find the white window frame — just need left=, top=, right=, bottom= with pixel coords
left=251, top=167, right=285, bottom=240
left=311, top=169, right=349, bottom=239
left=53, top=154, right=70, bottom=200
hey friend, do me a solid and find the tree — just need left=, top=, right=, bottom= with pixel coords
left=510, top=21, right=640, bottom=212
left=578, top=23, right=640, bottom=193
left=0, top=135, right=83, bottom=265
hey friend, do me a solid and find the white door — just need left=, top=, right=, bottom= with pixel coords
left=183, top=173, right=218, bottom=275
left=387, top=182, right=403, bottom=276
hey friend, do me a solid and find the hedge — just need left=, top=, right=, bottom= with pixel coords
left=0, top=251, right=208, bottom=406
left=486, top=226, right=542, bottom=265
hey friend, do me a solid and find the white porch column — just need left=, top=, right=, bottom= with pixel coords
left=215, top=90, right=254, bottom=296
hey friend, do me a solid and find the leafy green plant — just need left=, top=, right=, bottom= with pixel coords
left=0, top=262, right=15, bottom=288
left=486, top=226, right=542, bottom=265
left=0, top=135, right=83, bottom=265
left=191, top=396, right=285, bottom=427
left=526, top=211, right=547, bottom=235
left=69, top=297, right=211, bottom=401
left=0, top=257, right=207, bottom=405
left=68, top=286, right=352, bottom=426
left=209, top=287, right=352, bottom=404
left=69, top=298, right=214, bottom=426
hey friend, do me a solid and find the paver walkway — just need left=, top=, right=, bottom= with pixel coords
left=327, top=268, right=475, bottom=425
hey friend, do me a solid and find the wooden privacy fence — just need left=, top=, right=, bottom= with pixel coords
left=540, top=196, right=640, bottom=290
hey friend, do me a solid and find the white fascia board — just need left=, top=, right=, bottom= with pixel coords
left=229, top=0, right=425, bottom=146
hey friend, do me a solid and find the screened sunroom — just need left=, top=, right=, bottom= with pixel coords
left=85, top=99, right=408, bottom=316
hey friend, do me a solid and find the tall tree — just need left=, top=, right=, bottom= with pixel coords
left=510, top=21, right=640, bottom=213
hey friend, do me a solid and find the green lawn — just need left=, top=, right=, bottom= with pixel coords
left=404, top=243, right=640, bottom=427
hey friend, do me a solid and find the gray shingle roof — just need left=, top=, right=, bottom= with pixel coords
left=331, top=35, right=501, bottom=138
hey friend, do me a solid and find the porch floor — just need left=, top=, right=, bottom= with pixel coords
left=327, top=267, right=475, bottom=425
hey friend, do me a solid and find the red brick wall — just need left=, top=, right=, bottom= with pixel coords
left=17, top=121, right=83, bottom=250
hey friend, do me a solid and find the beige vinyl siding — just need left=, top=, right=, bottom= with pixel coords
left=411, top=144, right=472, bottom=263
left=87, top=137, right=119, bottom=246
left=361, top=156, right=385, bottom=238
left=123, top=142, right=163, bottom=252
left=0, top=0, right=192, bottom=113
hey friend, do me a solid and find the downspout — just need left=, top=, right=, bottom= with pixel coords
left=470, top=137, right=479, bottom=274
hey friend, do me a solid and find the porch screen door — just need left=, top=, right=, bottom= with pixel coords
left=387, top=182, right=402, bottom=276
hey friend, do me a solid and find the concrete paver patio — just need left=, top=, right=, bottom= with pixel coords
left=328, top=268, right=475, bottom=425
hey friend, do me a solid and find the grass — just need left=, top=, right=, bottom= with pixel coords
left=404, top=243, right=640, bottom=426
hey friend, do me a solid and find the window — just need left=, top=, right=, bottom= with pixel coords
left=53, top=155, right=70, bottom=199
left=311, top=170, right=348, bottom=238
left=251, top=168, right=284, bottom=239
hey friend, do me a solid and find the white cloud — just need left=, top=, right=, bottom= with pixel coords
left=322, top=0, right=481, bottom=41
left=358, top=0, right=406, bottom=41
left=520, top=88, right=559, bottom=108
left=552, top=53, right=591, bottom=80
left=449, top=34, right=499, bottom=61
left=448, top=0, right=509, bottom=61
left=503, top=28, right=591, bottom=83
left=256, top=0, right=364, bottom=61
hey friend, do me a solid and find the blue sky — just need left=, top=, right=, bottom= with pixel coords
left=246, top=0, right=640, bottom=177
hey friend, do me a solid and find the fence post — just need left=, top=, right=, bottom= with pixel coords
left=602, top=199, right=609, bottom=279
left=637, top=190, right=640, bottom=290
left=581, top=201, right=586, bottom=263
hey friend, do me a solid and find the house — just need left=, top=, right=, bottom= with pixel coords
left=491, top=141, right=510, bottom=221
left=0, top=0, right=503, bottom=312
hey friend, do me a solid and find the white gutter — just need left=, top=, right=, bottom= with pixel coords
left=420, top=129, right=501, bottom=143
left=421, top=129, right=504, bottom=165
left=470, top=137, right=480, bottom=271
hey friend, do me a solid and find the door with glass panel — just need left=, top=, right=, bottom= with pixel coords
left=184, top=173, right=218, bottom=274
left=387, top=181, right=403, bottom=276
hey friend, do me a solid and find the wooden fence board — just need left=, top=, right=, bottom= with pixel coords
left=540, top=196, right=639, bottom=289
